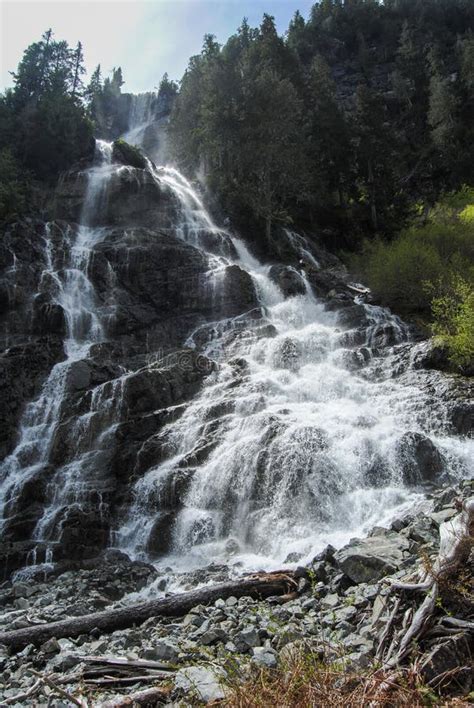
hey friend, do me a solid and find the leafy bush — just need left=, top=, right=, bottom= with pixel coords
left=349, top=187, right=474, bottom=370
left=431, top=276, right=474, bottom=370
left=350, top=189, right=474, bottom=315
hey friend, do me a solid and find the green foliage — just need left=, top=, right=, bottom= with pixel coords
left=431, top=276, right=474, bottom=369
left=112, top=139, right=146, bottom=169
left=168, top=0, right=474, bottom=249
left=351, top=189, right=474, bottom=312
left=0, top=28, right=94, bottom=201
left=0, top=148, right=30, bottom=221
left=350, top=187, right=474, bottom=369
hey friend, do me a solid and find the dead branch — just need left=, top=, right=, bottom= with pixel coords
left=385, top=496, right=473, bottom=667
left=96, top=685, right=171, bottom=707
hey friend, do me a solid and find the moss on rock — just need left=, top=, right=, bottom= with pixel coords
left=112, top=139, right=147, bottom=169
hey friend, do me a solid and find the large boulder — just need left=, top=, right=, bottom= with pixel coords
left=396, top=432, right=447, bottom=486
left=90, top=230, right=258, bottom=349
left=334, top=532, right=410, bottom=583
left=112, top=139, right=147, bottom=169
left=268, top=265, right=306, bottom=297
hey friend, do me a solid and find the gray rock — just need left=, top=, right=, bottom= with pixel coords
left=150, top=639, right=179, bottom=661
left=40, top=638, right=60, bottom=655
left=199, top=629, right=227, bottom=646
left=252, top=646, right=278, bottom=668
left=236, top=626, right=260, bottom=648
left=174, top=665, right=226, bottom=702
left=320, top=593, right=340, bottom=609
left=420, top=633, right=472, bottom=687
left=396, top=432, right=446, bottom=485
left=225, top=596, right=238, bottom=607
left=334, top=605, right=357, bottom=623
left=334, top=533, right=409, bottom=583
left=429, top=508, right=457, bottom=525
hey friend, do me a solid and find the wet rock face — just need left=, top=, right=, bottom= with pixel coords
left=1, top=151, right=472, bottom=577
left=268, top=265, right=306, bottom=297
left=0, top=339, right=65, bottom=460
left=396, top=432, right=447, bottom=486
left=54, top=165, right=177, bottom=229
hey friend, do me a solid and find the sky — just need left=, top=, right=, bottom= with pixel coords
left=0, top=0, right=315, bottom=93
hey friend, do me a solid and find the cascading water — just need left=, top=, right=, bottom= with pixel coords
left=0, top=141, right=116, bottom=554
left=116, top=172, right=473, bottom=574
left=1, top=132, right=472, bottom=580
left=123, top=93, right=157, bottom=148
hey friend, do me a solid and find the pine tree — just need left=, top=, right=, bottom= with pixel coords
left=71, top=41, right=86, bottom=98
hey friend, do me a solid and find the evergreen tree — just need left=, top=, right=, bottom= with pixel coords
left=71, top=41, right=86, bottom=98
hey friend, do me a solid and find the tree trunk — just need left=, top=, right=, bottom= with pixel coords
left=0, top=571, right=297, bottom=652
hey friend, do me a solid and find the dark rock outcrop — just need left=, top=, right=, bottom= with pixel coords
left=0, top=338, right=65, bottom=459
left=268, top=265, right=306, bottom=297
left=396, top=432, right=447, bottom=486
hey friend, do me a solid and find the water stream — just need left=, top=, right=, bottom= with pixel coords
left=1, top=131, right=472, bottom=578
left=114, top=153, right=473, bottom=574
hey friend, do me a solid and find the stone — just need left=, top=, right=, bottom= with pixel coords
left=429, top=508, right=457, bottom=525
left=334, top=533, right=409, bottom=584
left=252, top=646, right=278, bottom=668
left=236, top=626, right=260, bottom=648
left=420, top=634, right=472, bottom=688
left=268, top=265, right=306, bottom=297
left=320, top=593, right=340, bottom=609
left=174, top=665, right=226, bottom=703
left=199, top=629, right=227, bottom=646
left=396, top=432, right=446, bottom=485
left=334, top=605, right=357, bottom=623
left=40, top=638, right=60, bottom=655
left=149, top=639, right=179, bottom=662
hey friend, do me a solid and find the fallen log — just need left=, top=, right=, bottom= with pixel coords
left=97, top=685, right=170, bottom=707
left=0, top=571, right=297, bottom=652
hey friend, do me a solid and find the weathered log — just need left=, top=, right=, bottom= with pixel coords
left=0, top=571, right=297, bottom=651
left=97, top=685, right=170, bottom=707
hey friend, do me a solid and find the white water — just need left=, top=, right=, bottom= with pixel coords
left=115, top=162, right=473, bottom=574
left=1, top=134, right=472, bottom=577
left=0, top=141, right=113, bottom=549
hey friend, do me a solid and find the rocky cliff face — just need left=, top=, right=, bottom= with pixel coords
left=0, top=145, right=257, bottom=575
left=0, top=139, right=472, bottom=583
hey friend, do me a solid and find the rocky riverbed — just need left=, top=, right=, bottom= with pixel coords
left=0, top=479, right=472, bottom=705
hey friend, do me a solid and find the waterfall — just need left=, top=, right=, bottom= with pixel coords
left=115, top=171, right=473, bottom=574
left=0, top=141, right=116, bottom=554
left=1, top=137, right=471, bottom=577
left=123, top=93, right=156, bottom=146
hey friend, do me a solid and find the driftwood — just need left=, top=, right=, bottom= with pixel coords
left=368, top=497, right=474, bottom=705
left=97, top=685, right=171, bottom=707
left=29, top=669, right=85, bottom=706
left=0, top=571, right=297, bottom=652
left=0, top=679, right=42, bottom=705
left=379, top=497, right=474, bottom=668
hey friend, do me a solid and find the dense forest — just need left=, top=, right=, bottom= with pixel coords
left=0, top=0, right=473, bottom=366
left=170, top=0, right=474, bottom=245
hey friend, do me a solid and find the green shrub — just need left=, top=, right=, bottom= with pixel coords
left=431, top=276, right=474, bottom=370
left=349, top=188, right=474, bottom=317
left=350, top=236, right=444, bottom=313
